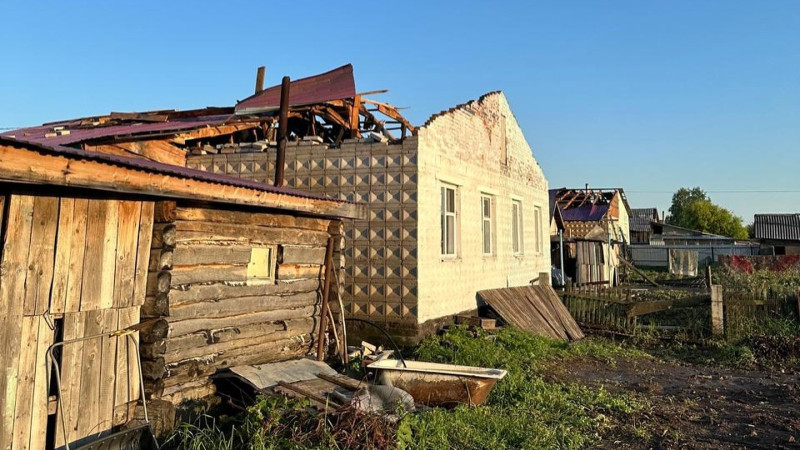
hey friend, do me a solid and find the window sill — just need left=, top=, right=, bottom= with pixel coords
left=440, top=256, right=462, bottom=263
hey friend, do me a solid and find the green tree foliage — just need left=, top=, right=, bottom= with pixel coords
left=667, top=187, right=748, bottom=239
left=667, top=187, right=708, bottom=226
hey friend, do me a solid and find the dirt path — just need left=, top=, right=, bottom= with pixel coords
left=548, top=356, right=800, bottom=449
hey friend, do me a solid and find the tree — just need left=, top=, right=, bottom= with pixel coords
left=667, top=187, right=708, bottom=226
left=667, top=192, right=748, bottom=239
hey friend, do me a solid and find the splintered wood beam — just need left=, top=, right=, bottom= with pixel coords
left=0, top=143, right=366, bottom=219
left=361, top=98, right=416, bottom=134
left=349, top=95, right=361, bottom=139
left=356, top=89, right=389, bottom=96
left=171, top=123, right=260, bottom=145
left=255, top=66, right=266, bottom=94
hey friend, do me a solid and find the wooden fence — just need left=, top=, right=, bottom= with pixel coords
left=723, top=289, right=800, bottom=340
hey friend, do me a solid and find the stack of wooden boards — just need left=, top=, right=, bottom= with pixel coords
left=139, top=201, right=341, bottom=404
left=477, top=285, right=584, bottom=341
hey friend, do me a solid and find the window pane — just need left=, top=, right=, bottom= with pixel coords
left=447, top=188, right=455, bottom=213
left=446, top=215, right=455, bottom=254
left=483, top=220, right=491, bottom=254
left=441, top=214, right=446, bottom=253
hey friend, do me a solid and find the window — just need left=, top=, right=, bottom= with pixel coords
left=535, top=208, right=541, bottom=251
left=247, top=246, right=276, bottom=284
left=481, top=195, right=493, bottom=255
left=512, top=200, right=523, bottom=254
left=441, top=185, right=458, bottom=256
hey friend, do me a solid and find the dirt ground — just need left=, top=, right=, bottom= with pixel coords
left=548, top=356, right=800, bottom=449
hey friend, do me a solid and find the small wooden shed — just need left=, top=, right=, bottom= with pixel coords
left=0, top=137, right=362, bottom=449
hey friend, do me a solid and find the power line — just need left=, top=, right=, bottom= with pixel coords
left=628, top=190, right=800, bottom=194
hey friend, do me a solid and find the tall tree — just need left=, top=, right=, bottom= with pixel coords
left=667, top=187, right=708, bottom=226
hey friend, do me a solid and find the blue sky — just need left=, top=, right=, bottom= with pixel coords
left=1, top=1, right=798, bottom=223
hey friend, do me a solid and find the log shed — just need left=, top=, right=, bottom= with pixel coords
left=0, top=137, right=363, bottom=448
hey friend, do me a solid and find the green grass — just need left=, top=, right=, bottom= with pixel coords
left=161, top=327, right=649, bottom=449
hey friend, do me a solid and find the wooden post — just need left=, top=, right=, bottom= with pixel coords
left=274, top=76, right=290, bottom=187
left=316, top=237, right=335, bottom=361
left=711, top=285, right=724, bottom=337
left=254, top=66, right=265, bottom=94
left=705, top=265, right=713, bottom=290
left=538, top=272, right=550, bottom=287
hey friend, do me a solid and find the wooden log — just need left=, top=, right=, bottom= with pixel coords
left=153, top=201, right=177, bottom=223
left=174, top=207, right=330, bottom=232
left=168, top=291, right=317, bottom=321
left=24, top=195, right=59, bottom=315
left=281, top=245, right=327, bottom=264
left=164, top=329, right=313, bottom=364
left=132, top=202, right=155, bottom=306
left=140, top=319, right=170, bottom=344
left=146, top=272, right=172, bottom=296
left=148, top=248, right=174, bottom=272
left=152, top=223, right=177, bottom=248
left=165, top=305, right=316, bottom=338
left=169, top=278, right=319, bottom=306
left=170, top=264, right=247, bottom=286
left=142, top=293, right=170, bottom=318
left=174, top=221, right=329, bottom=247
left=277, top=263, right=323, bottom=281
left=172, top=245, right=250, bottom=266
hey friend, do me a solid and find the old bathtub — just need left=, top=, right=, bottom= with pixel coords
left=368, top=359, right=507, bottom=407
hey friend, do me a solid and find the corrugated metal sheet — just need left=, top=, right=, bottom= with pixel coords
left=1, top=114, right=234, bottom=146
left=235, top=64, right=356, bottom=114
left=0, top=136, right=350, bottom=204
left=754, top=214, right=800, bottom=242
left=560, top=204, right=609, bottom=222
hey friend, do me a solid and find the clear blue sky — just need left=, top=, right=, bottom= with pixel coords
left=2, top=1, right=798, bottom=224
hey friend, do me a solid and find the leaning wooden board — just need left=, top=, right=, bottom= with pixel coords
left=478, top=285, right=584, bottom=341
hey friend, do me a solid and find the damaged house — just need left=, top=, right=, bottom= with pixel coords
left=184, top=65, right=552, bottom=341
left=549, top=187, right=631, bottom=286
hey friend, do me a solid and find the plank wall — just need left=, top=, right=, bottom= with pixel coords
left=0, top=192, right=153, bottom=450
left=140, top=201, right=335, bottom=404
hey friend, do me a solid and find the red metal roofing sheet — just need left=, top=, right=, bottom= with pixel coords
left=235, top=64, right=356, bottom=113
left=1, top=115, right=234, bottom=146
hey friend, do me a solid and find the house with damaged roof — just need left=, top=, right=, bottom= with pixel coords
left=4, top=64, right=552, bottom=345
left=549, top=187, right=631, bottom=286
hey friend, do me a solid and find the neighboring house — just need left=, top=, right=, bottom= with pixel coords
left=649, top=222, right=735, bottom=246
left=753, top=214, right=800, bottom=255
left=548, top=187, right=631, bottom=286
left=0, top=137, right=361, bottom=446
left=630, top=207, right=660, bottom=244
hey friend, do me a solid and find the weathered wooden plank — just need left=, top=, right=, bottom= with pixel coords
left=165, top=305, right=316, bottom=338
left=0, top=195, right=35, bottom=449
left=99, top=201, right=120, bottom=310
left=24, top=196, right=59, bottom=315
left=174, top=207, right=330, bottom=231
left=132, top=202, right=155, bottom=307
left=81, top=201, right=108, bottom=311
left=55, top=312, right=86, bottom=448
left=172, top=245, right=251, bottom=267
left=281, top=245, right=327, bottom=265
left=170, top=264, right=247, bottom=286
left=120, top=308, right=141, bottom=412
left=64, top=199, right=90, bottom=313
left=51, top=198, right=75, bottom=314
left=114, top=201, right=141, bottom=308
left=77, top=310, right=103, bottom=437
left=29, top=316, right=54, bottom=450
left=11, top=316, right=40, bottom=449
left=98, top=309, right=118, bottom=432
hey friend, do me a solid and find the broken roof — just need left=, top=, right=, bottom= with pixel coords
left=235, top=64, right=357, bottom=114
left=630, top=208, right=659, bottom=232
left=0, top=136, right=365, bottom=219
left=753, top=214, right=800, bottom=242
left=550, top=187, right=631, bottom=222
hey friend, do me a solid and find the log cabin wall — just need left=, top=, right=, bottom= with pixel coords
left=140, top=201, right=338, bottom=404
left=0, top=189, right=153, bottom=450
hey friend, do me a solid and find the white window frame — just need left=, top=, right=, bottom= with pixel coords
left=534, top=205, right=543, bottom=255
left=441, top=184, right=458, bottom=257
left=512, top=199, right=524, bottom=255
left=481, top=194, right=494, bottom=255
